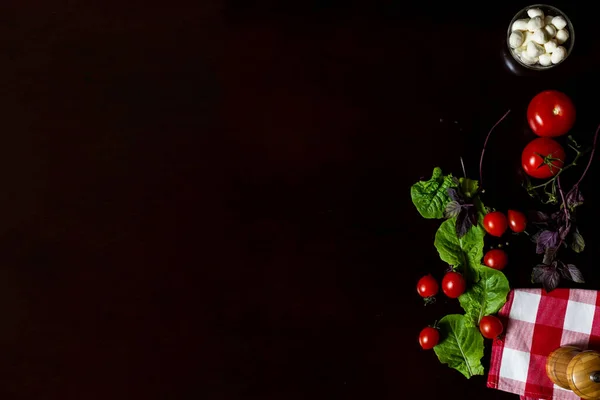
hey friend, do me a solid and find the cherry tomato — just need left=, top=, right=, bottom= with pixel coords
left=419, top=326, right=440, bottom=350
left=527, top=90, right=576, bottom=137
left=483, top=249, right=508, bottom=270
left=479, top=315, right=504, bottom=339
left=521, top=138, right=565, bottom=179
left=442, top=271, right=466, bottom=298
left=417, top=274, right=439, bottom=298
left=483, top=211, right=508, bottom=237
left=507, top=209, right=527, bottom=233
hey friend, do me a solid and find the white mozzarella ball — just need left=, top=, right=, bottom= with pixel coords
left=544, top=24, right=557, bottom=38
left=514, top=45, right=527, bottom=57
left=545, top=15, right=555, bottom=26
left=520, top=53, right=539, bottom=65
left=527, top=41, right=545, bottom=58
left=527, top=8, right=544, bottom=18
left=551, top=46, right=567, bottom=64
left=556, top=29, right=569, bottom=44
left=539, top=53, right=552, bottom=66
left=544, top=39, right=558, bottom=53
left=528, top=16, right=544, bottom=31
left=509, top=31, right=525, bottom=48
left=533, top=29, right=549, bottom=44
left=512, top=19, right=530, bottom=31
left=523, top=31, right=534, bottom=45
left=552, top=16, right=567, bottom=30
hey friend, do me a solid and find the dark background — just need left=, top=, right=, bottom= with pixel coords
left=2, top=1, right=600, bottom=399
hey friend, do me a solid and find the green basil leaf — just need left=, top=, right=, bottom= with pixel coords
left=459, top=177, right=479, bottom=199
left=433, top=314, right=485, bottom=379
left=410, top=167, right=456, bottom=219
left=434, top=218, right=485, bottom=283
left=459, top=267, right=510, bottom=328
left=570, top=227, right=585, bottom=253
left=473, top=195, right=487, bottom=224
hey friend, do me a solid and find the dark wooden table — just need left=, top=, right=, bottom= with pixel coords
left=3, top=1, right=600, bottom=399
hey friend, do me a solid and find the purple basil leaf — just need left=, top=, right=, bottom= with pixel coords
left=532, top=265, right=560, bottom=292
left=529, top=211, right=551, bottom=223
left=445, top=200, right=462, bottom=218
left=467, top=206, right=478, bottom=227
left=536, top=230, right=558, bottom=254
left=559, top=266, right=569, bottom=279
left=566, top=186, right=584, bottom=210
left=559, top=224, right=571, bottom=241
left=570, top=227, right=585, bottom=253
left=447, top=188, right=462, bottom=203
left=455, top=208, right=473, bottom=238
left=552, top=211, right=565, bottom=226
left=532, top=265, right=547, bottom=283
left=565, top=264, right=585, bottom=283
left=545, top=271, right=561, bottom=292
left=543, top=247, right=558, bottom=265
left=530, top=230, right=541, bottom=243
left=532, top=264, right=561, bottom=292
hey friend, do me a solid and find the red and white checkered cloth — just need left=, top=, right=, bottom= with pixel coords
left=487, top=288, right=600, bottom=400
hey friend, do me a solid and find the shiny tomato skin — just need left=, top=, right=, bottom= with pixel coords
left=527, top=90, right=576, bottom=137
left=522, top=138, right=566, bottom=179
left=484, top=249, right=508, bottom=270
left=483, top=211, right=508, bottom=237
left=479, top=315, right=504, bottom=339
left=507, top=210, right=527, bottom=233
left=442, top=271, right=466, bottom=299
left=417, top=274, right=439, bottom=298
left=419, top=327, right=440, bottom=350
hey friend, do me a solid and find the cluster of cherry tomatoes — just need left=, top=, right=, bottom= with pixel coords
left=417, top=271, right=465, bottom=300
left=522, top=90, right=576, bottom=178
left=481, top=209, right=527, bottom=270
left=416, top=209, right=528, bottom=349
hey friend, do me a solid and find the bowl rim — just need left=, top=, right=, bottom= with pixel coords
left=506, top=3, right=575, bottom=70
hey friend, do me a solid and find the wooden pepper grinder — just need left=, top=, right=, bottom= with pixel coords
left=546, top=346, right=600, bottom=399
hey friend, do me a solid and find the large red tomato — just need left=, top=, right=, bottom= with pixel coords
left=522, top=138, right=566, bottom=179
left=527, top=90, right=576, bottom=137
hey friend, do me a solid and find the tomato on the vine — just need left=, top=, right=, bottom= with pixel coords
left=479, top=315, right=504, bottom=339
left=442, top=271, right=466, bottom=298
left=419, top=326, right=439, bottom=350
left=484, top=249, right=508, bottom=270
left=507, top=209, right=527, bottom=233
left=527, top=90, right=576, bottom=137
left=483, top=211, right=508, bottom=237
left=521, top=137, right=566, bottom=179
left=417, top=274, right=439, bottom=298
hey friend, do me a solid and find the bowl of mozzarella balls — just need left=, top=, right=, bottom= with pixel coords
left=507, top=4, right=574, bottom=69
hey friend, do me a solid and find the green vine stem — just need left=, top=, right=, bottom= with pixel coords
left=529, top=147, right=586, bottom=191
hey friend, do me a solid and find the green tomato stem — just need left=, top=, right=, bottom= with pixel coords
left=529, top=150, right=586, bottom=191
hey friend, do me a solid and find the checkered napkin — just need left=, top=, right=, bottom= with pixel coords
left=487, top=288, right=600, bottom=400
